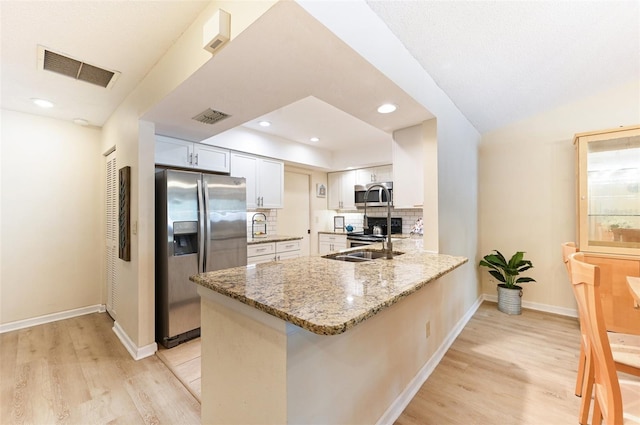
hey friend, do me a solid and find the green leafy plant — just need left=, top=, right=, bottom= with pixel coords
left=479, top=250, right=536, bottom=289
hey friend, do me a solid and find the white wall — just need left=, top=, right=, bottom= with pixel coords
left=202, top=126, right=333, bottom=170
left=479, top=80, right=640, bottom=315
left=0, top=110, right=103, bottom=324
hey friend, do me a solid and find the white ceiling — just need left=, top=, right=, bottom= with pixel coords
left=1, top=1, right=637, bottom=152
left=0, top=0, right=210, bottom=127
left=367, top=0, right=640, bottom=133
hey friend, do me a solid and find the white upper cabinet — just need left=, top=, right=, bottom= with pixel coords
left=230, top=152, right=283, bottom=209
left=328, top=170, right=356, bottom=210
left=155, top=135, right=230, bottom=173
left=392, top=121, right=436, bottom=209
left=355, top=165, right=393, bottom=185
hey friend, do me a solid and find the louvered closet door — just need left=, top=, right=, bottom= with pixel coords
left=105, top=151, right=118, bottom=319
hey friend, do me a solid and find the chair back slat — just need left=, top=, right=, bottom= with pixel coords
left=568, top=252, right=624, bottom=424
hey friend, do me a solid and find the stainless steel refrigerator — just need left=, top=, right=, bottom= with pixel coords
left=155, top=169, right=247, bottom=348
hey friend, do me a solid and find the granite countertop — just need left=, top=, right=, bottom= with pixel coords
left=191, top=238, right=467, bottom=335
left=247, top=235, right=303, bottom=245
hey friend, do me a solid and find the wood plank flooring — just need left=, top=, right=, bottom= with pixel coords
left=156, top=338, right=201, bottom=402
left=0, top=312, right=200, bottom=425
left=395, top=302, right=584, bottom=425
left=1, top=302, right=590, bottom=424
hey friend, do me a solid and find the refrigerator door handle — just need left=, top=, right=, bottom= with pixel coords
left=203, top=177, right=212, bottom=272
left=197, top=179, right=205, bottom=273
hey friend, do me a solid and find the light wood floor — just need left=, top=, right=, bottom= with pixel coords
left=395, top=302, right=584, bottom=424
left=1, top=302, right=589, bottom=424
left=156, top=338, right=201, bottom=402
left=0, top=312, right=200, bottom=425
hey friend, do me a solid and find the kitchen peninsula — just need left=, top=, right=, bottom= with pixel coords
left=190, top=238, right=467, bottom=424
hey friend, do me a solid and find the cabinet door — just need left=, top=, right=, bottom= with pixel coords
left=259, top=158, right=284, bottom=209
left=156, top=136, right=193, bottom=168
left=327, top=172, right=342, bottom=209
left=392, top=124, right=427, bottom=208
left=327, top=170, right=356, bottom=210
left=319, top=234, right=347, bottom=253
left=355, top=168, right=371, bottom=185
left=339, top=170, right=356, bottom=210
left=373, top=165, right=393, bottom=183
left=319, top=242, right=334, bottom=254
left=575, top=126, right=640, bottom=256
left=277, top=250, right=300, bottom=261
left=193, top=145, right=230, bottom=173
left=231, top=153, right=259, bottom=208
left=247, top=254, right=276, bottom=265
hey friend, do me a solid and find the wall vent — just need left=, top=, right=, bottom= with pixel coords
left=38, top=46, right=120, bottom=89
left=192, top=108, right=230, bottom=125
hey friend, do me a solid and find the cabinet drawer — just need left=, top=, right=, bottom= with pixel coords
left=276, top=240, right=300, bottom=253
left=248, top=243, right=275, bottom=258
left=319, top=234, right=347, bottom=243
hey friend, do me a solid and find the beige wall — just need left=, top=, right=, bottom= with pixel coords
left=0, top=110, right=103, bottom=324
left=285, top=164, right=329, bottom=256
left=479, top=80, right=640, bottom=314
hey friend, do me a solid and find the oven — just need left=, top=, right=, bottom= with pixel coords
left=347, top=236, right=386, bottom=248
left=346, top=217, right=402, bottom=248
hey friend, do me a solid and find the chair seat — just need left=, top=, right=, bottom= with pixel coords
left=610, top=333, right=640, bottom=370
left=621, top=375, right=640, bottom=424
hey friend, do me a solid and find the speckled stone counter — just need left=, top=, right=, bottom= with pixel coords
left=190, top=237, right=467, bottom=335
left=247, top=234, right=302, bottom=245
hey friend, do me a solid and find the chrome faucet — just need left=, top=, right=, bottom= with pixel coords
left=363, top=184, right=393, bottom=259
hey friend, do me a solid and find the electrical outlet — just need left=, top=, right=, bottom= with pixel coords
left=425, top=321, right=431, bottom=338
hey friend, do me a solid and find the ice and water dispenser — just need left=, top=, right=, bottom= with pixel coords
left=173, top=221, right=198, bottom=256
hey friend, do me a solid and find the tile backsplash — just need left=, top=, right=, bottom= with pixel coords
left=334, top=208, right=424, bottom=235
left=246, top=210, right=277, bottom=239
left=244, top=207, right=424, bottom=239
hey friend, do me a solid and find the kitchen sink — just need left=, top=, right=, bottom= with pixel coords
left=322, top=249, right=405, bottom=262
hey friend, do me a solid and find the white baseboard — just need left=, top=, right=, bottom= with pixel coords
left=483, top=293, right=578, bottom=318
left=112, top=321, right=157, bottom=361
left=376, top=295, right=484, bottom=425
left=0, top=304, right=106, bottom=334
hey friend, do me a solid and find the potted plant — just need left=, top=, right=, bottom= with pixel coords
left=479, top=250, right=536, bottom=315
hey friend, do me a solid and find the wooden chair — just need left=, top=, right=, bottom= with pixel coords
left=568, top=252, right=640, bottom=425
left=562, top=242, right=640, bottom=424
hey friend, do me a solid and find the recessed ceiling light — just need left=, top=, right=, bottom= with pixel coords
left=32, top=98, right=54, bottom=108
left=310, top=137, right=320, bottom=142
left=258, top=120, right=271, bottom=127
left=73, top=118, right=89, bottom=126
left=377, top=103, right=397, bottom=114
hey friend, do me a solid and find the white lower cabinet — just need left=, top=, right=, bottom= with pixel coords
left=275, top=240, right=301, bottom=261
left=318, top=234, right=347, bottom=254
left=247, top=243, right=276, bottom=265
left=247, top=240, right=301, bottom=265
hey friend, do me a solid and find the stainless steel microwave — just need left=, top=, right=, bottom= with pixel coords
left=354, top=182, right=393, bottom=208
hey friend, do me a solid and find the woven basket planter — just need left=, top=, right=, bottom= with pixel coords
left=497, top=284, right=523, bottom=315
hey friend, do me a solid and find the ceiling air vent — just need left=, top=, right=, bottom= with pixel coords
left=192, top=108, right=230, bottom=125
left=38, top=46, right=120, bottom=89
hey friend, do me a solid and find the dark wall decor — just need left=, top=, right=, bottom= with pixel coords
left=118, top=166, right=131, bottom=261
